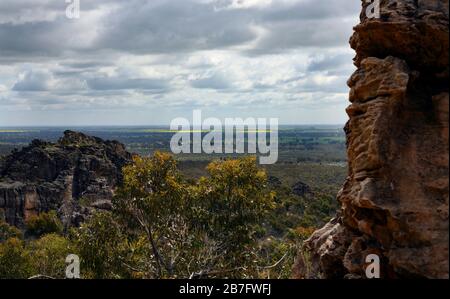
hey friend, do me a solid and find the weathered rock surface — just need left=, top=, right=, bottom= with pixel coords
left=299, top=0, right=449, bottom=279
left=0, top=131, right=132, bottom=228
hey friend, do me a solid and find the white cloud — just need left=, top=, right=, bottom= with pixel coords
left=0, top=0, right=361, bottom=126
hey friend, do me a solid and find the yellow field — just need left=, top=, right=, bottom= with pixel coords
left=134, top=129, right=273, bottom=133
left=0, top=130, right=31, bottom=133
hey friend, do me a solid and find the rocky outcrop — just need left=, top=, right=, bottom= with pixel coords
left=0, top=131, right=132, bottom=228
left=300, top=0, right=449, bottom=279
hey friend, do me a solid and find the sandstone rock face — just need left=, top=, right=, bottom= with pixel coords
left=301, top=1, right=449, bottom=279
left=0, top=131, right=132, bottom=228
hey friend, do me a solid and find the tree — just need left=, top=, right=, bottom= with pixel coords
left=191, top=157, right=276, bottom=276
left=0, top=238, right=33, bottom=279
left=111, top=153, right=276, bottom=278
left=73, top=211, right=130, bottom=279
left=195, top=157, right=275, bottom=249
left=0, top=155, right=278, bottom=279
left=113, top=152, right=189, bottom=278
left=28, top=233, right=74, bottom=279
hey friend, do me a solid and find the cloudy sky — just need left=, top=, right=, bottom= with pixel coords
left=0, top=0, right=361, bottom=126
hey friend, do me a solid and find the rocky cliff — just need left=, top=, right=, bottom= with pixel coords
left=300, top=0, right=449, bottom=279
left=0, top=131, right=132, bottom=228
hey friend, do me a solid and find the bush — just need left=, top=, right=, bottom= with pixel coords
left=28, top=234, right=74, bottom=279
left=0, top=220, right=23, bottom=242
left=0, top=238, right=33, bottom=279
left=73, top=212, right=131, bottom=279
left=25, top=211, right=64, bottom=237
left=255, top=237, right=299, bottom=279
left=193, top=157, right=275, bottom=252
left=0, top=233, right=76, bottom=279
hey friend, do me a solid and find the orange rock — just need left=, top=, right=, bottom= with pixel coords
left=301, top=0, right=449, bottom=279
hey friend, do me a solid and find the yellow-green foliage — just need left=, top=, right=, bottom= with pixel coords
left=73, top=212, right=130, bottom=279
left=115, top=152, right=186, bottom=223
left=0, top=220, right=23, bottom=242
left=113, top=153, right=191, bottom=278
left=0, top=234, right=75, bottom=279
left=26, top=211, right=63, bottom=237
left=27, top=234, right=74, bottom=279
left=110, top=153, right=276, bottom=278
left=193, top=157, right=276, bottom=252
left=0, top=154, right=286, bottom=279
left=0, top=238, right=33, bottom=279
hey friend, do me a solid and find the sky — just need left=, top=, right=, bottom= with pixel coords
left=0, top=0, right=361, bottom=126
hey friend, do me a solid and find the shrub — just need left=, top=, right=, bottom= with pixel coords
left=0, top=220, right=23, bottom=242
left=193, top=157, right=276, bottom=252
left=0, top=238, right=33, bottom=279
left=73, top=211, right=130, bottom=279
left=25, top=211, right=63, bottom=237
left=28, top=234, right=74, bottom=279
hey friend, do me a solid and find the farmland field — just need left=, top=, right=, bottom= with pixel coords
left=0, top=127, right=346, bottom=219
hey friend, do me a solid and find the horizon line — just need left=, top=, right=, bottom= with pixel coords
left=0, top=124, right=346, bottom=128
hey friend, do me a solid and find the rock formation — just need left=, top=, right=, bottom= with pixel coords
left=0, top=131, right=132, bottom=228
left=299, top=0, right=449, bottom=279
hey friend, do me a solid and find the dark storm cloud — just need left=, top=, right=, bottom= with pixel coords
left=0, top=0, right=119, bottom=58
left=61, top=62, right=112, bottom=69
left=95, top=0, right=257, bottom=54
left=93, top=0, right=359, bottom=56
left=87, top=77, right=170, bottom=91
left=307, top=53, right=354, bottom=72
left=261, top=0, right=360, bottom=21
left=53, top=70, right=88, bottom=77
left=241, top=0, right=358, bottom=55
left=0, top=0, right=359, bottom=57
left=0, top=20, right=65, bottom=56
left=0, top=0, right=64, bottom=16
left=190, top=73, right=232, bottom=90
left=245, top=18, right=353, bottom=56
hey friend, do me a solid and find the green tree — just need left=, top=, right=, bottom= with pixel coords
left=191, top=157, right=276, bottom=276
left=195, top=157, right=275, bottom=249
left=111, top=154, right=275, bottom=279
left=0, top=238, right=33, bottom=279
left=73, top=211, right=130, bottom=279
left=113, top=152, right=189, bottom=278
left=28, top=234, right=74, bottom=279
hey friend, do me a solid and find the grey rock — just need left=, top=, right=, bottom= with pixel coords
left=0, top=130, right=132, bottom=228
